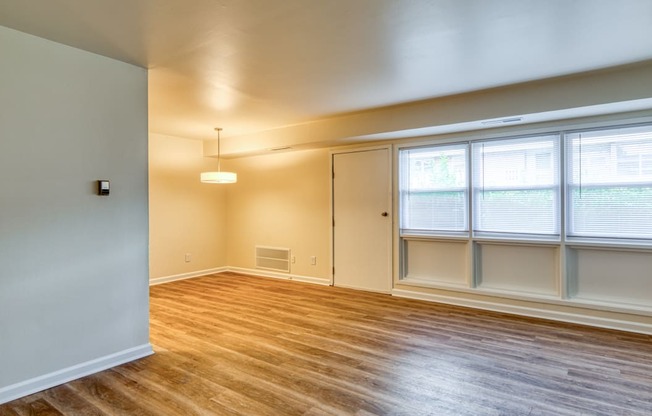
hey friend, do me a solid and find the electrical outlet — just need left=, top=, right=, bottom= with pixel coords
left=310, top=256, right=317, bottom=265
left=291, top=256, right=296, bottom=264
left=185, top=253, right=192, bottom=263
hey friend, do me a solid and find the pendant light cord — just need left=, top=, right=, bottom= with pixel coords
left=215, top=127, right=222, bottom=172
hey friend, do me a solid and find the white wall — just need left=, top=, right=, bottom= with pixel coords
left=0, top=26, right=150, bottom=398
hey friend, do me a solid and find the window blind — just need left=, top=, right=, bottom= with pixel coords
left=567, top=125, right=652, bottom=240
left=472, top=135, right=560, bottom=237
left=399, top=144, right=468, bottom=234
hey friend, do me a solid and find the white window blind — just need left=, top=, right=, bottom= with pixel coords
left=399, top=144, right=468, bottom=234
left=472, top=135, right=560, bottom=237
left=567, top=125, right=652, bottom=240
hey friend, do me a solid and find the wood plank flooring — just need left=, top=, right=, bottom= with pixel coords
left=2, top=272, right=651, bottom=415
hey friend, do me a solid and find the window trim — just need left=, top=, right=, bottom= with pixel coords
left=399, top=142, right=470, bottom=234
left=471, top=133, right=561, bottom=239
left=397, top=119, right=652, bottom=247
left=564, top=124, right=652, bottom=243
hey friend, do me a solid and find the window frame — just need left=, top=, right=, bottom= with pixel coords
left=396, top=120, right=652, bottom=247
left=399, top=142, right=470, bottom=237
left=564, top=124, right=652, bottom=245
left=471, top=134, right=561, bottom=240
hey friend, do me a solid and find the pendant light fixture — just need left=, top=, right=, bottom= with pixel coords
left=200, top=127, right=237, bottom=184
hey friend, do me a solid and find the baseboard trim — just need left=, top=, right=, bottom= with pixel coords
left=0, top=343, right=154, bottom=405
left=392, top=289, right=652, bottom=335
left=332, top=282, right=391, bottom=294
left=227, top=267, right=331, bottom=286
left=149, top=267, right=228, bottom=286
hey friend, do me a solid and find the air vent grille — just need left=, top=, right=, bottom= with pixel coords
left=255, top=246, right=290, bottom=272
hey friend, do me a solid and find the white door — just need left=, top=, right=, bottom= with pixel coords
left=333, top=148, right=392, bottom=293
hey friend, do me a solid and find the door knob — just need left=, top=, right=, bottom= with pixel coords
left=381, top=212, right=389, bottom=217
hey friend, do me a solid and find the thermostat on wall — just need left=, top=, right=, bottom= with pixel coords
left=97, top=180, right=110, bottom=196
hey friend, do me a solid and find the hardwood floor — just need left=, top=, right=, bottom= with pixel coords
left=2, top=272, right=651, bottom=415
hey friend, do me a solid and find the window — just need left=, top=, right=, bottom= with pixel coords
left=472, top=135, right=560, bottom=238
left=398, top=122, right=652, bottom=245
left=567, top=125, right=652, bottom=240
left=399, top=144, right=468, bottom=234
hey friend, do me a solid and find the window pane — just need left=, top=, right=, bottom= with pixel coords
left=472, top=135, right=560, bottom=237
left=400, top=144, right=468, bottom=233
left=567, top=125, right=652, bottom=240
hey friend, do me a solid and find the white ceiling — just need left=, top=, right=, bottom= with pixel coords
left=1, top=0, right=652, bottom=142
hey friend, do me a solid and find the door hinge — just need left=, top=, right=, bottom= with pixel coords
left=332, top=217, right=335, bottom=227
left=332, top=266, right=335, bottom=275
left=332, top=170, right=335, bottom=179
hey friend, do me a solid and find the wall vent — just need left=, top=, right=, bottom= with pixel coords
left=255, top=246, right=291, bottom=273
left=480, top=116, right=523, bottom=126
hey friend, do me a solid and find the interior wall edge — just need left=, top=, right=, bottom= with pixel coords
left=149, top=267, right=229, bottom=286
left=226, top=267, right=331, bottom=286
left=392, top=289, right=652, bottom=336
left=0, top=344, right=153, bottom=405
left=149, top=269, right=331, bottom=287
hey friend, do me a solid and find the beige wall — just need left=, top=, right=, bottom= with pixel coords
left=206, top=61, right=652, bottom=158
left=149, top=133, right=227, bottom=279
left=224, top=149, right=331, bottom=279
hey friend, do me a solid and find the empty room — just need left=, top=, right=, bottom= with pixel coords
left=1, top=1, right=652, bottom=415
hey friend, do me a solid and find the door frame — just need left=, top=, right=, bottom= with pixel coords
left=330, top=144, right=393, bottom=291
